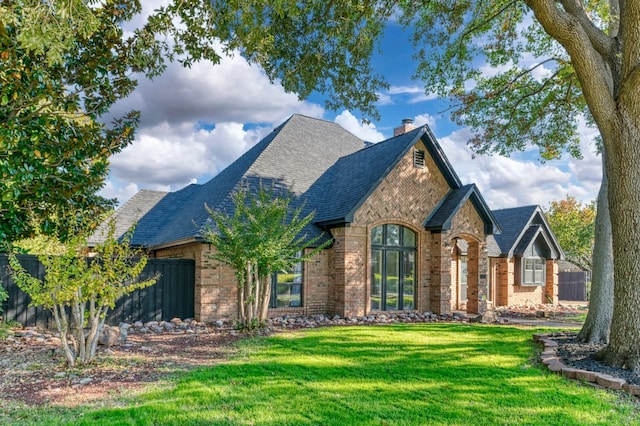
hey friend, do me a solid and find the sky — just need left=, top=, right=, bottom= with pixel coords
left=100, top=6, right=602, bottom=212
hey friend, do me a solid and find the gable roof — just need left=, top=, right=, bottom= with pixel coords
left=424, top=184, right=500, bottom=235
left=491, top=205, right=563, bottom=259
left=312, top=125, right=498, bottom=234
left=312, top=126, right=426, bottom=226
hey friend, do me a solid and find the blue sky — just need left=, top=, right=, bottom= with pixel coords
left=101, top=5, right=602, bottom=211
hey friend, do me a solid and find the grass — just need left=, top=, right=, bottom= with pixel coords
left=3, top=323, right=639, bottom=425
left=560, top=311, right=589, bottom=324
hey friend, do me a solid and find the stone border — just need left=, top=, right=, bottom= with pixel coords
left=533, top=333, right=640, bottom=396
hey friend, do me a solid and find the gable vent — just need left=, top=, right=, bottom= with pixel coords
left=413, top=149, right=425, bottom=168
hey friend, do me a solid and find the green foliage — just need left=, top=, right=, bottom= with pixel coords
left=396, top=0, right=602, bottom=160
left=0, top=0, right=224, bottom=243
left=0, top=282, right=7, bottom=315
left=8, top=220, right=158, bottom=366
left=0, top=1, right=139, bottom=241
left=158, top=1, right=607, bottom=159
left=546, top=196, right=596, bottom=271
left=149, top=0, right=395, bottom=120
left=202, top=182, right=330, bottom=326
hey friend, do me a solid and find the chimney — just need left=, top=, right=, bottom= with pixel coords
left=394, top=118, right=416, bottom=136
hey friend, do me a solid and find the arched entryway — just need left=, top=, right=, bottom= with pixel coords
left=430, top=233, right=488, bottom=315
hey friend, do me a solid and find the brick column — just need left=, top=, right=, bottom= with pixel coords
left=466, top=241, right=488, bottom=314
left=331, top=226, right=368, bottom=317
left=545, top=259, right=558, bottom=304
left=429, top=233, right=452, bottom=314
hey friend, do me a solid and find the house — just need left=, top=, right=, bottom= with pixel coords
left=97, top=114, right=563, bottom=322
left=488, top=206, right=563, bottom=306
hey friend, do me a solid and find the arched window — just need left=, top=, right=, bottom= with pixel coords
left=371, top=224, right=416, bottom=311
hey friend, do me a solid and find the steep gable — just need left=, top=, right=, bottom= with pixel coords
left=312, top=125, right=498, bottom=236
left=492, top=205, right=563, bottom=259
left=424, top=184, right=499, bottom=235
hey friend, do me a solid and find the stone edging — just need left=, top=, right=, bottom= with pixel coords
left=533, top=333, right=640, bottom=397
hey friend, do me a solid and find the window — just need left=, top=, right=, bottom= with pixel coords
left=522, top=258, right=545, bottom=286
left=371, top=224, right=416, bottom=311
left=270, top=256, right=303, bottom=308
left=413, top=149, right=426, bottom=168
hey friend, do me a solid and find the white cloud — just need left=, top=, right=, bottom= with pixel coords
left=334, top=110, right=386, bottom=142
left=438, top=127, right=601, bottom=209
left=386, top=85, right=438, bottom=104
left=108, top=54, right=324, bottom=130
left=413, top=113, right=436, bottom=128
left=102, top=47, right=325, bottom=205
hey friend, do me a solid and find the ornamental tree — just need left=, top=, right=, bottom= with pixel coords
left=546, top=196, right=596, bottom=271
left=8, top=221, right=157, bottom=367
left=202, top=183, right=329, bottom=329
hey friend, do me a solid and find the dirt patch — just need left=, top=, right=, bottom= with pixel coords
left=0, top=326, right=247, bottom=407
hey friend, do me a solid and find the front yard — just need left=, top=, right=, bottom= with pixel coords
left=2, top=322, right=638, bottom=425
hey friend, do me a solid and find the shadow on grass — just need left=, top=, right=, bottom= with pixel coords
left=68, top=324, right=639, bottom=425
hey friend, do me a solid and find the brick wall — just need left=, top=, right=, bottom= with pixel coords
left=330, top=226, right=368, bottom=317
left=155, top=243, right=238, bottom=322
left=493, top=257, right=560, bottom=306
left=545, top=259, right=559, bottom=304
left=351, top=142, right=449, bottom=316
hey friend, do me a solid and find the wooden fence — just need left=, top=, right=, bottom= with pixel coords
left=0, top=255, right=195, bottom=328
left=558, top=271, right=587, bottom=302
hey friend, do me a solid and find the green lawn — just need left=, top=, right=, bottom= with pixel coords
left=4, top=324, right=639, bottom=425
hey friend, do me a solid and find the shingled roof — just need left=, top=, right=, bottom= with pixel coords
left=121, top=114, right=499, bottom=248
left=424, top=184, right=500, bottom=235
left=129, top=114, right=364, bottom=247
left=491, top=205, right=563, bottom=259
left=88, top=189, right=168, bottom=246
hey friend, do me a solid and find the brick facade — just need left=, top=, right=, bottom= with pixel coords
left=150, top=139, right=556, bottom=322
left=491, top=257, right=559, bottom=307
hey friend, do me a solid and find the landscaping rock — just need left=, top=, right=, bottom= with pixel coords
left=98, top=325, right=120, bottom=347
left=470, top=310, right=499, bottom=324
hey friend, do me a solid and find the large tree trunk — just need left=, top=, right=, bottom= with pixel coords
left=601, top=107, right=640, bottom=370
left=578, top=161, right=613, bottom=343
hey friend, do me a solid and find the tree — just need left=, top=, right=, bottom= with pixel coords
left=0, top=0, right=221, bottom=242
left=202, top=183, right=329, bottom=329
left=546, top=193, right=613, bottom=343
left=8, top=221, right=157, bottom=366
left=546, top=196, right=595, bottom=271
left=579, top=165, right=614, bottom=343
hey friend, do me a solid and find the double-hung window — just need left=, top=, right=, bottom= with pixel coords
left=522, top=257, right=545, bottom=286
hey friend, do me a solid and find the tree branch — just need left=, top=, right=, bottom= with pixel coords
left=525, top=0, right=617, bottom=134
left=558, top=0, right=615, bottom=58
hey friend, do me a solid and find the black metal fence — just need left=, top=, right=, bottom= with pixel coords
left=558, top=271, right=587, bottom=302
left=0, top=255, right=195, bottom=328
